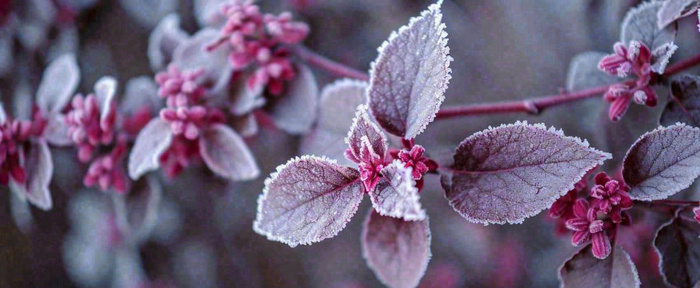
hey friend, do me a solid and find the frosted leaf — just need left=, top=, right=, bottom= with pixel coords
left=9, top=140, right=53, bottom=210
left=47, top=26, right=79, bottom=63
left=269, top=64, right=319, bottom=134
left=566, top=52, right=619, bottom=91
left=44, top=113, right=72, bottom=146
left=118, top=0, right=178, bottom=29
left=657, top=0, right=700, bottom=29
left=148, top=14, right=189, bottom=71
left=229, top=77, right=265, bottom=116
left=199, top=124, right=260, bottom=181
left=368, top=0, right=452, bottom=139
left=231, top=113, right=258, bottom=138
left=120, top=76, right=161, bottom=115
left=346, top=104, right=388, bottom=162
left=173, top=28, right=232, bottom=97
left=36, top=53, right=80, bottom=113
left=126, top=176, right=163, bottom=242
left=650, top=42, right=678, bottom=74
left=94, top=76, right=117, bottom=122
left=660, top=75, right=700, bottom=127
left=193, top=0, right=231, bottom=27
left=370, top=161, right=425, bottom=221
left=441, top=122, right=611, bottom=224
left=128, top=118, right=173, bottom=180
left=621, top=2, right=677, bottom=50
left=361, top=210, right=431, bottom=288
left=254, top=156, right=363, bottom=247
left=559, top=245, right=640, bottom=288
left=301, top=79, right=367, bottom=164
left=654, top=211, right=700, bottom=288
left=63, top=236, right=114, bottom=287
left=622, top=123, right=700, bottom=200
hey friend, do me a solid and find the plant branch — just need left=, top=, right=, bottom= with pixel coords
left=435, top=51, right=700, bottom=120
left=294, top=45, right=369, bottom=81
left=648, top=199, right=700, bottom=206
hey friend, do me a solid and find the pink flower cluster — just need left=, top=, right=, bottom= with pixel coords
left=0, top=110, right=47, bottom=185
left=65, top=94, right=117, bottom=162
left=549, top=172, right=633, bottom=259
left=598, top=41, right=658, bottom=121
left=389, top=139, right=438, bottom=191
left=83, top=137, right=127, bottom=193
left=155, top=64, right=225, bottom=178
left=206, top=0, right=309, bottom=96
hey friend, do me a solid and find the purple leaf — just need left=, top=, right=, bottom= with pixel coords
left=148, top=14, right=188, bottom=71
left=44, top=113, right=72, bottom=146
left=36, top=53, right=80, bottom=113
left=657, top=0, right=700, bottom=29
left=125, top=176, right=163, bottom=242
left=368, top=0, right=452, bottom=139
left=128, top=118, right=173, bottom=180
left=198, top=123, right=260, bottom=181
left=654, top=211, right=700, bottom=288
left=230, top=113, right=258, bottom=138
left=94, top=76, right=118, bottom=122
left=346, top=104, right=388, bottom=163
left=622, top=123, right=700, bottom=200
left=269, top=64, right=319, bottom=134
left=253, top=156, right=363, bottom=247
left=9, top=140, right=53, bottom=210
left=118, top=0, right=178, bottom=29
left=651, top=42, right=678, bottom=74
left=370, top=161, right=425, bottom=221
left=0, top=103, right=6, bottom=124
left=301, top=79, right=368, bottom=165
left=173, top=28, right=232, bottom=97
left=621, top=2, right=677, bottom=50
left=361, top=209, right=431, bottom=288
left=559, top=245, right=640, bottom=288
left=566, top=52, right=618, bottom=91
left=441, top=122, right=611, bottom=224
left=193, top=0, right=228, bottom=27
left=660, top=75, right=700, bottom=127
left=229, top=77, right=265, bottom=116
left=120, top=76, right=161, bottom=115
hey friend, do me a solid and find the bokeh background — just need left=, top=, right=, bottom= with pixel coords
left=1, top=0, right=698, bottom=287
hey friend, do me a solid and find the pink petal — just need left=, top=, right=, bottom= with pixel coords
left=571, top=231, right=590, bottom=246
left=591, top=232, right=611, bottom=259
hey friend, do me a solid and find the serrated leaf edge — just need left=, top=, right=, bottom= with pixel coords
left=371, top=160, right=427, bottom=221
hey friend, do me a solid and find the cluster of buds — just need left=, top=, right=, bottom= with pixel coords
left=0, top=109, right=47, bottom=185
left=206, top=0, right=309, bottom=96
left=65, top=94, right=117, bottom=162
left=389, top=139, right=438, bottom=191
left=155, top=64, right=225, bottom=178
left=549, top=172, right=633, bottom=259
left=598, top=41, right=658, bottom=121
left=83, top=136, right=128, bottom=193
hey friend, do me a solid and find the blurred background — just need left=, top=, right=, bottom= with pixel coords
left=0, top=0, right=698, bottom=287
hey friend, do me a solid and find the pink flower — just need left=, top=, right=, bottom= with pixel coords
left=158, top=136, right=201, bottom=178
left=589, top=172, right=633, bottom=223
left=83, top=138, right=127, bottom=193
left=392, top=145, right=437, bottom=180
left=347, top=141, right=385, bottom=193
left=246, top=48, right=296, bottom=96
left=155, top=64, right=206, bottom=108
left=65, top=94, right=117, bottom=162
left=0, top=109, right=47, bottom=185
left=565, top=199, right=612, bottom=259
left=160, top=106, right=225, bottom=140
left=598, top=41, right=658, bottom=121
left=694, top=207, right=700, bottom=224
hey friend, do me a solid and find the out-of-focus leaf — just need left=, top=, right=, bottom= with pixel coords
left=254, top=156, right=363, bottom=247
left=121, top=76, right=161, bottom=115
left=148, top=14, right=189, bottom=71
left=126, top=176, right=163, bottom=241
left=173, top=28, right=232, bottom=98
left=44, top=113, right=72, bottom=146
left=559, top=245, right=640, bottom=288
left=269, top=64, right=319, bottom=134
left=94, top=76, right=117, bottom=124
left=441, top=122, right=610, bottom=224
left=654, top=210, right=700, bottom=288
left=622, top=123, right=700, bottom=200
left=36, top=53, right=80, bottom=113
left=362, top=210, right=431, bottom=288
left=199, top=124, right=260, bottom=181
left=193, top=0, right=229, bottom=27
left=621, top=1, right=677, bottom=49
left=9, top=140, right=53, bottom=210
left=660, top=75, right=700, bottom=127
left=118, top=0, right=178, bottom=29
left=128, top=118, right=173, bottom=180
left=301, top=79, right=368, bottom=165
left=368, top=0, right=452, bottom=139
left=370, top=161, right=425, bottom=221
left=657, top=0, right=700, bottom=29
left=566, top=52, right=618, bottom=91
